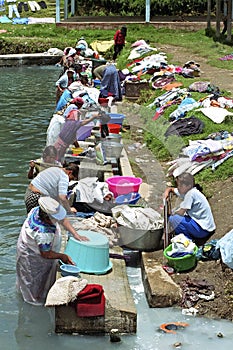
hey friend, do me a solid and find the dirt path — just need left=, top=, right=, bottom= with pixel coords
left=159, top=44, right=233, bottom=94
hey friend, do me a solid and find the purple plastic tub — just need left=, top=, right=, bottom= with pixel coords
left=76, top=122, right=95, bottom=141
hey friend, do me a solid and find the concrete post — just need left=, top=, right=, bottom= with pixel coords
left=216, top=0, right=221, bottom=37
left=71, top=0, right=75, bottom=15
left=207, top=0, right=211, bottom=30
left=56, top=0, right=60, bottom=23
left=64, top=0, right=68, bottom=20
left=145, top=0, right=150, bottom=23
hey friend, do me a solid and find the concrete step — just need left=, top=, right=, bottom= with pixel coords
left=55, top=247, right=137, bottom=334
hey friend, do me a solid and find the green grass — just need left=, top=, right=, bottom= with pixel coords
left=1, top=23, right=233, bottom=69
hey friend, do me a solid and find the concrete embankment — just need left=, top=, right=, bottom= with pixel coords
left=55, top=126, right=181, bottom=334
left=0, top=53, right=62, bottom=67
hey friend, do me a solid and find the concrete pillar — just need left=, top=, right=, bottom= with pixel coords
left=56, top=0, right=60, bottom=23
left=145, top=0, right=150, bottom=23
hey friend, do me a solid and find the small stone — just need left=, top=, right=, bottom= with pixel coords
left=217, top=332, right=224, bottom=338
left=110, top=328, right=121, bottom=342
left=173, top=342, right=182, bottom=347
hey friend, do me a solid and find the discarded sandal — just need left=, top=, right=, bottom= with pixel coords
left=160, top=322, right=189, bottom=334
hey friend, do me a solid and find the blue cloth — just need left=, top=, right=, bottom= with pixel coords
left=28, top=207, right=56, bottom=234
left=63, top=104, right=78, bottom=118
left=12, top=18, right=29, bottom=25
left=169, top=214, right=211, bottom=239
left=169, top=251, right=192, bottom=258
left=75, top=212, right=95, bottom=218
left=56, top=89, right=72, bottom=111
left=27, top=207, right=56, bottom=251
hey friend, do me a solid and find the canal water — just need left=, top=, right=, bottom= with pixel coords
left=0, top=66, right=233, bottom=350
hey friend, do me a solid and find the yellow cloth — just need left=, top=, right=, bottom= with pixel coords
left=90, top=40, right=114, bottom=53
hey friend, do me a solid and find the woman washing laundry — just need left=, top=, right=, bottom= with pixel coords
left=25, top=163, right=80, bottom=214
left=55, top=67, right=76, bottom=104
left=164, top=172, right=216, bottom=245
left=16, top=196, right=88, bottom=306
left=99, top=63, right=122, bottom=101
left=27, top=145, right=62, bottom=179
left=53, top=97, right=101, bottom=162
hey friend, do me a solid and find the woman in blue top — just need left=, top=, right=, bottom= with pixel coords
left=164, top=172, right=216, bottom=244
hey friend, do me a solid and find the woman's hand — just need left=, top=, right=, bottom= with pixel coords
left=61, top=253, right=75, bottom=265
left=73, top=233, right=89, bottom=242
left=61, top=217, right=89, bottom=241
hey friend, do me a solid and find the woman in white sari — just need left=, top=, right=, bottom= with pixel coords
left=16, top=196, right=88, bottom=305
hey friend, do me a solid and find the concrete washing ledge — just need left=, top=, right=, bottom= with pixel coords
left=0, top=53, right=62, bottom=67
left=55, top=136, right=181, bottom=335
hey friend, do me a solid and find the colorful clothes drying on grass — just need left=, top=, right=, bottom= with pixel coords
left=219, top=53, right=233, bottom=61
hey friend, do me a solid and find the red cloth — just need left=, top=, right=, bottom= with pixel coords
left=71, top=97, right=84, bottom=107
left=76, top=284, right=105, bottom=317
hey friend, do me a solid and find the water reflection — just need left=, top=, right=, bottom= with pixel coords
left=0, top=66, right=233, bottom=350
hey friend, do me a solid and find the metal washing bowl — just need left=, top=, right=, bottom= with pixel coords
left=115, top=226, right=164, bottom=252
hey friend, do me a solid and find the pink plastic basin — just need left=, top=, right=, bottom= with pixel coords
left=106, top=176, right=142, bottom=198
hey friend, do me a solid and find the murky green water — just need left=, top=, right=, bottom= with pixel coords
left=0, top=66, right=233, bottom=350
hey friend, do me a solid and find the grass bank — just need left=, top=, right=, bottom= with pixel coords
left=1, top=23, right=233, bottom=190
left=1, top=23, right=233, bottom=70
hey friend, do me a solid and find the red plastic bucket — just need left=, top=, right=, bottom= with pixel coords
left=107, top=123, right=121, bottom=134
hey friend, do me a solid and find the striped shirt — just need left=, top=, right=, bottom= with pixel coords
left=31, top=167, right=68, bottom=199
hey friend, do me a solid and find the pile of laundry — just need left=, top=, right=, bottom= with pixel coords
left=166, top=234, right=196, bottom=258
left=120, top=41, right=202, bottom=93
left=45, top=276, right=106, bottom=317
left=70, top=212, right=118, bottom=247
left=167, top=129, right=233, bottom=176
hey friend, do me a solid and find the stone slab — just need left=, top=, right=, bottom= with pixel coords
left=141, top=252, right=182, bottom=308
left=55, top=247, right=137, bottom=334
left=78, top=158, right=112, bottom=180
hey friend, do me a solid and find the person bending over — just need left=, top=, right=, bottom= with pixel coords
left=25, top=164, right=80, bottom=214
left=16, top=196, right=88, bottom=305
left=27, top=145, right=62, bottom=179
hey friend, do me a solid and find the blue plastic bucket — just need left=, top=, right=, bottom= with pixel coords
left=107, top=113, right=125, bottom=125
left=115, top=192, right=141, bottom=205
left=60, top=264, right=80, bottom=277
left=64, top=230, right=112, bottom=274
